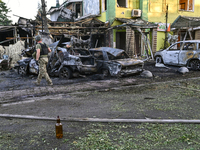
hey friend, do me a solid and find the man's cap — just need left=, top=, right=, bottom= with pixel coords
left=35, top=35, right=41, bottom=42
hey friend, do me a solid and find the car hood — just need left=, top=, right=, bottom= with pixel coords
left=113, top=58, right=144, bottom=67
left=155, top=49, right=165, bottom=53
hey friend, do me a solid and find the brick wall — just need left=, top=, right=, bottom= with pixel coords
left=126, top=26, right=135, bottom=58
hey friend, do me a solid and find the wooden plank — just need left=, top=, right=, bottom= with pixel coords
left=195, top=30, right=200, bottom=40
left=152, top=28, right=157, bottom=53
left=6, top=37, right=33, bottom=40
left=137, top=28, right=154, bottom=59
left=35, top=26, right=107, bottom=29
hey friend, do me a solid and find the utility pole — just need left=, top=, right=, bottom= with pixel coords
left=41, top=0, right=49, bottom=33
left=164, top=4, right=168, bottom=49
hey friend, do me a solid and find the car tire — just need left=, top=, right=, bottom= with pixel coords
left=101, top=69, right=110, bottom=77
left=47, top=66, right=55, bottom=77
left=155, top=56, right=163, bottom=64
left=18, top=65, right=27, bottom=76
left=59, top=67, right=72, bottom=79
left=187, top=59, right=200, bottom=71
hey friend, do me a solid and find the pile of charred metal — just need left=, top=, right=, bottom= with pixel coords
left=14, top=35, right=144, bottom=79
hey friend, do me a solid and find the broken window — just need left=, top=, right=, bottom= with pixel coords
left=76, top=4, right=81, bottom=18
left=117, top=0, right=127, bottom=8
left=169, top=42, right=182, bottom=50
left=102, top=0, right=107, bottom=12
left=93, top=51, right=104, bottom=60
left=183, top=43, right=197, bottom=50
left=179, top=0, right=194, bottom=11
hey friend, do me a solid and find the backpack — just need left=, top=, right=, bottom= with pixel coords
left=39, top=43, right=48, bottom=55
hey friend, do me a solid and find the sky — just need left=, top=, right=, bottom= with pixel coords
left=2, top=0, right=63, bottom=24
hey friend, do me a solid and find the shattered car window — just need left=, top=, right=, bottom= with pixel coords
left=183, top=42, right=197, bottom=50
left=93, top=51, right=104, bottom=60
left=107, top=52, right=129, bottom=60
left=68, top=49, right=90, bottom=56
left=169, top=42, right=183, bottom=50
left=74, top=49, right=90, bottom=56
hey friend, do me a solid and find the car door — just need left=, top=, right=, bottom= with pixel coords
left=178, top=42, right=197, bottom=65
left=163, top=42, right=182, bottom=65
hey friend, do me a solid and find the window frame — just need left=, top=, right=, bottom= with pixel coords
left=102, top=0, right=107, bottom=12
left=179, top=0, right=194, bottom=12
left=117, top=0, right=128, bottom=8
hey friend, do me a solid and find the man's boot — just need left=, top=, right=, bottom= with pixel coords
left=48, top=82, right=53, bottom=86
left=33, top=81, right=40, bottom=86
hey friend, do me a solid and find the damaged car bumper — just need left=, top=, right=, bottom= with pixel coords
left=109, top=59, right=144, bottom=76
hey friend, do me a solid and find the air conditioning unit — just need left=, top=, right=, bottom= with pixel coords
left=131, top=9, right=141, bottom=17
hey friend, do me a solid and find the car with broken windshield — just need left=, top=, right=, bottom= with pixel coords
left=154, top=40, right=200, bottom=70
left=89, top=47, right=144, bottom=77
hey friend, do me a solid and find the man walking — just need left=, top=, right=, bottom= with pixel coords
left=34, top=35, right=53, bottom=86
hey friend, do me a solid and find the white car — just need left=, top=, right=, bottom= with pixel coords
left=154, top=40, right=200, bottom=70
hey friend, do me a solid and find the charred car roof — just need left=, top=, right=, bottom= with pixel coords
left=49, top=40, right=60, bottom=49
left=89, top=47, right=124, bottom=57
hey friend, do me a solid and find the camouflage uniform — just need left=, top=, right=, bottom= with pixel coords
left=36, top=57, right=52, bottom=84
left=35, top=42, right=53, bottom=85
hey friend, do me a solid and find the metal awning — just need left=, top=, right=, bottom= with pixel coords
left=113, top=18, right=158, bottom=29
left=171, top=15, right=200, bottom=28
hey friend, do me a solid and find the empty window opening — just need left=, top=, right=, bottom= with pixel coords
left=117, top=0, right=127, bottom=7
left=183, top=43, right=197, bottom=50
left=102, top=0, right=107, bottom=12
left=116, top=32, right=126, bottom=50
left=75, top=4, right=81, bottom=18
left=179, top=0, right=194, bottom=11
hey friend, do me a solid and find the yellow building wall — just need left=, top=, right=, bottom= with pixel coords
left=112, top=20, right=122, bottom=26
left=157, top=32, right=166, bottom=50
left=115, top=0, right=139, bottom=19
left=148, top=0, right=200, bottom=50
left=97, top=0, right=140, bottom=24
left=115, top=8, right=132, bottom=19
left=148, top=0, right=200, bottom=23
left=97, top=11, right=107, bottom=22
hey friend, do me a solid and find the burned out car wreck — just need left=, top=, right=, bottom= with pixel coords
left=154, top=40, right=200, bottom=70
left=15, top=36, right=144, bottom=79
left=48, top=46, right=144, bottom=79
left=47, top=38, right=99, bottom=79
left=47, top=46, right=98, bottom=79
left=14, top=47, right=39, bottom=75
left=89, top=47, right=144, bottom=77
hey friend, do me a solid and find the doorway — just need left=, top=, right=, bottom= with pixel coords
left=135, top=33, right=141, bottom=56
left=116, top=32, right=126, bottom=50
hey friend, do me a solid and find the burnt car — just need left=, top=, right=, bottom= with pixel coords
left=154, top=40, right=200, bottom=70
left=89, top=47, right=144, bottom=77
left=14, top=47, right=39, bottom=75
left=47, top=41, right=98, bottom=79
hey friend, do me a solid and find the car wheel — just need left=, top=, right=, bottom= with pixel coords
left=18, top=66, right=27, bottom=76
left=101, top=69, right=110, bottom=77
left=187, top=60, right=200, bottom=70
left=59, top=67, right=72, bottom=79
left=155, top=56, right=163, bottom=63
left=47, top=66, right=55, bottom=77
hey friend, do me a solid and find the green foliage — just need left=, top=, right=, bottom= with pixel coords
left=72, top=123, right=200, bottom=149
left=0, top=1, right=12, bottom=25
